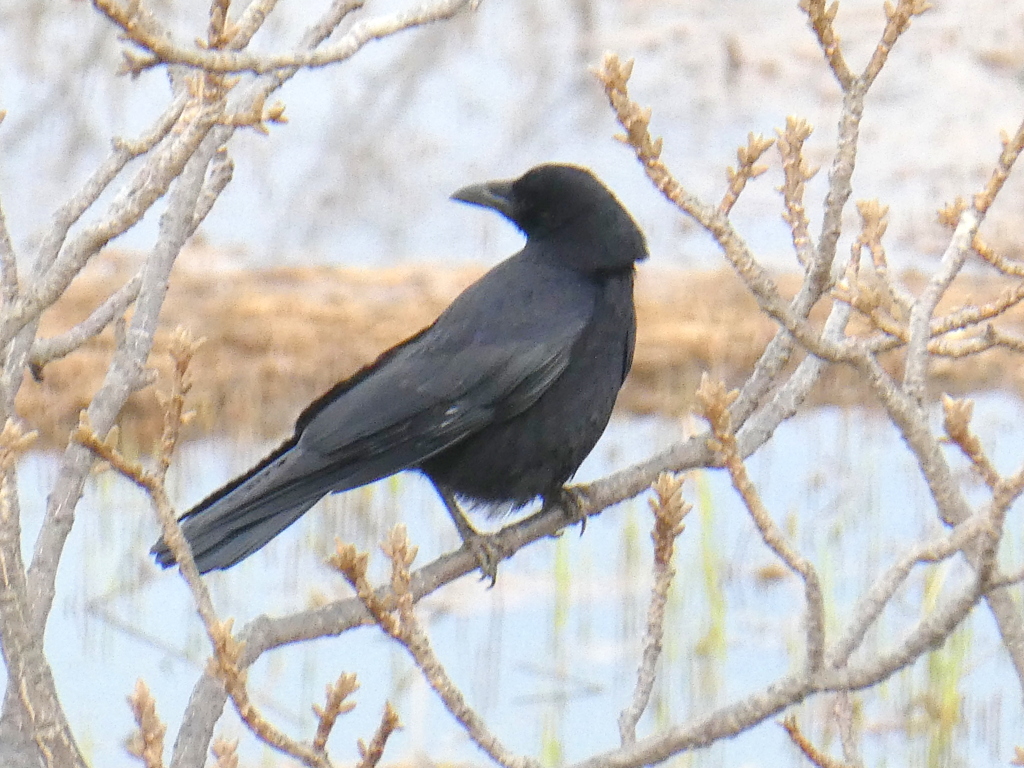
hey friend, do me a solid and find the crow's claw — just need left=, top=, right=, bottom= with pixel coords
left=543, top=486, right=591, bottom=535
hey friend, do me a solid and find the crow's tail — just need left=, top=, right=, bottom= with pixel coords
left=151, top=440, right=338, bottom=573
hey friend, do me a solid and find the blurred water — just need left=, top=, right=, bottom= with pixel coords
left=9, top=395, right=1024, bottom=766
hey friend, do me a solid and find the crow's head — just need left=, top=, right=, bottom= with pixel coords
left=452, top=163, right=648, bottom=272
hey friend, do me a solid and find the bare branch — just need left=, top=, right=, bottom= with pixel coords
left=0, top=199, right=19, bottom=307
left=780, top=715, right=852, bottom=768
left=799, top=0, right=853, bottom=88
left=902, top=114, right=1024, bottom=399
left=312, top=673, right=358, bottom=753
left=776, top=116, right=818, bottom=267
left=356, top=703, right=401, bottom=768
left=974, top=116, right=1024, bottom=214
left=207, top=618, right=335, bottom=768
left=29, top=273, right=141, bottom=370
left=696, top=376, right=826, bottom=671
left=902, top=207, right=980, bottom=401
left=33, top=93, right=189, bottom=283
left=26, top=132, right=226, bottom=638
left=847, top=348, right=1024, bottom=684
left=598, top=54, right=837, bottom=367
left=942, top=395, right=1000, bottom=489
left=332, top=529, right=539, bottom=768
left=95, top=0, right=476, bottom=76
left=618, top=474, right=690, bottom=744
left=30, top=146, right=231, bottom=374
left=972, top=233, right=1024, bottom=277
left=825, top=510, right=989, bottom=668
left=126, top=680, right=167, bottom=768
left=568, top=561, right=987, bottom=768
left=719, top=133, right=774, bottom=216
left=0, top=420, right=85, bottom=768
left=0, top=101, right=219, bottom=352
left=75, top=337, right=336, bottom=768
left=862, top=0, right=932, bottom=86
left=817, top=571, right=985, bottom=692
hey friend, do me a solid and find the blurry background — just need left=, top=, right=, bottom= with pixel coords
left=3, top=0, right=1024, bottom=271
left=3, top=0, right=1024, bottom=766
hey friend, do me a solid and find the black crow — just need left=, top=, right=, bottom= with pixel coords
left=152, top=163, right=648, bottom=578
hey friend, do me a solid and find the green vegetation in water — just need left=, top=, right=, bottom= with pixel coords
left=922, top=565, right=970, bottom=767
left=694, top=471, right=726, bottom=660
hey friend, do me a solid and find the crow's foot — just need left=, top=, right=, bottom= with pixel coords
left=461, top=530, right=502, bottom=586
left=543, top=486, right=591, bottom=535
left=432, top=480, right=503, bottom=585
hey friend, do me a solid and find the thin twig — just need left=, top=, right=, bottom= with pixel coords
left=902, top=207, right=980, bottom=402
left=356, top=703, right=401, bottom=768
left=780, top=715, right=852, bottom=768
left=825, top=510, right=989, bottom=668
left=719, top=133, right=774, bottom=216
left=862, top=0, right=932, bottom=87
left=332, top=529, right=539, bottom=768
left=941, top=396, right=1000, bottom=490
left=28, top=274, right=142, bottom=370
left=95, top=0, right=475, bottom=75
left=799, top=0, right=853, bottom=88
left=312, top=673, right=358, bottom=753
left=618, top=474, right=689, bottom=744
left=32, top=92, right=189, bottom=282
left=776, top=116, right=818, bottom=267
left=74, top=337, right=334, bottom=768
left=126, top=680, right=167, bottom=768
left=697, top=375, right=826, bottom=671
left=973, top=233, right=1024, bottom=277
left=974, top=116, right=1024, bottom=214
left=0, top=199, right=19, bottom=308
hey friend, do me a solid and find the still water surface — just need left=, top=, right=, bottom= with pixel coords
left=13, top=396, right=1024, bottom=766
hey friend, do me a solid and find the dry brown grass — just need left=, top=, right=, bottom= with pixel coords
left=20, top=246, right=1024, bottom=448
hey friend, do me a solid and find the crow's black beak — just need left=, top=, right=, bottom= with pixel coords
left=451, top=179, right=516, bottom=220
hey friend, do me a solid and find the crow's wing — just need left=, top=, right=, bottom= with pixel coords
left=298, top=256, right=598, bottom=473
left=301, top=341, right=571, bottom=459
left=299, top=317, right=592, bottom=476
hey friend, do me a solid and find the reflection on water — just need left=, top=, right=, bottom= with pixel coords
left=10, top=399, right=1024, bottom=766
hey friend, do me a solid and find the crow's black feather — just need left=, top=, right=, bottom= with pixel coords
left=152, top=163, right=648, bottom=573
